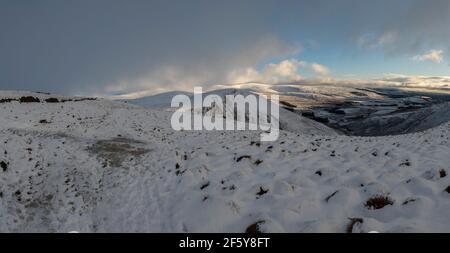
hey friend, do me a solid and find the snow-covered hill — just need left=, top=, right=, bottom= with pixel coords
left=125, top=84, right=450, bottom=137
left=120, top=91, right=192, bottom=108
left=124, top=88, right=338, bottom=136
left=1, top=90, right=450, bottom=232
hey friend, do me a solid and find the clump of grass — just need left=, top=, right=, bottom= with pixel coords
left=254, top=160, right=263, bottom=165
left=45, top=97, right=59, bottom=103
left=245, top=220, right=265, bottom=233
left=236, top=155, right=251, bottom=162
left=365, top=195, right=394, bottom=210
left=200, top=182, right=210, bottom=190
left=346, top=218, right=363, bottom=233
left=87, top=138, right=149, bottom=167
left=19, top=96, right=40, bottom=103
left=399, top=160, right=411, bottom=167
left=0, top=161, right=8, bottom=172
left=0, top=98, right=17, bottom=103
left=445, top=186, right=450, bottom=194
left=256, top=187, right=269, bottom=197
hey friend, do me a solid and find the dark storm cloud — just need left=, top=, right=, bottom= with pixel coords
left=0, top=0, right=449, bottom=96
left=0, top=0, right=282, bottom=94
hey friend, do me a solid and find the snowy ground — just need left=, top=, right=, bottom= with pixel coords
left=1, top=90, right=450, bottom=232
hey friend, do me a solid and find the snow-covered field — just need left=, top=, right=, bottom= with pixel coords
left=1, top=90, right=450, bottom=232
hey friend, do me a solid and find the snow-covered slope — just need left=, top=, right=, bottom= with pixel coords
left=1, top=91, right=450, bottom=232
left=340, top=101, right=450, bottom=136
left=119, top=91, right=192, bottom=108
left=124, top=88, right=338, bottom=136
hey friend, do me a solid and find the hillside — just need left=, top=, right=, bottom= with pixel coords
left=1, top=91, right=450, bottom=232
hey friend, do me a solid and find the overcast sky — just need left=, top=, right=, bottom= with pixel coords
left=1, top=0, right=449, bottom=97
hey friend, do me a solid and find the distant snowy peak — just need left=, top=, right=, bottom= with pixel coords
left=118, top=91, right=192, bottom=108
